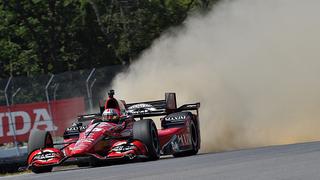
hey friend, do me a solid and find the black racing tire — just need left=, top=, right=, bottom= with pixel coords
left=89, top=157, right=104, bottom=167
left=28, top=130, right=54, bottom=173
left=77, top=161, right=90, bottom=167
left=173, top=120, right=199, bottom=157
left=28, top=130, right=54, bottom=154
left=133, top=119, right=160, bottom=160
left=30, top=166, right=53, bottom=174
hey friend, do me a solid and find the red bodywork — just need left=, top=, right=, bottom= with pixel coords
left=28, top=93, right=200, bottom=168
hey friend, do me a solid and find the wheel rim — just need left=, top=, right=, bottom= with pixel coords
left=191, top=123, right=198, bottom=148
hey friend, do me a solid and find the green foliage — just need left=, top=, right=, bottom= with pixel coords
left=0, top=0, right=219, bottom=79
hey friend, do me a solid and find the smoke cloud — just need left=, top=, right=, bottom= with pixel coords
left=111, top=0, right=320, bottom=152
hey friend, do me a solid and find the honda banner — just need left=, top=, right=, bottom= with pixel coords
left=0, top=97, right=85, bottom=144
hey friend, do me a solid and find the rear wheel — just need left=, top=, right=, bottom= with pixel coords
left=28, top=130, right=54, bottom=173
left=173, top=120, right=199, bottom=157
left=133, top=119, right=160, bottom=160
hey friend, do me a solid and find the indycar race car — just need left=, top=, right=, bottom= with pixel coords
left=27, top=90, right=200, bottom=173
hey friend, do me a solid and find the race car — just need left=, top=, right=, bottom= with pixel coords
left=27, top=90, right=200, bottom=173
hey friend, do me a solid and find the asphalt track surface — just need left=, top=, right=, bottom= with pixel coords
left=3, top=141, right=320, bottom=180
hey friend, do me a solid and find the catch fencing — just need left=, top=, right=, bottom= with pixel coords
left=0, top=65, right=125, bottom=157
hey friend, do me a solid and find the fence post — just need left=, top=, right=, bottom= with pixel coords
left=86, top=68, right=96, bottom=113
left=45, top=74, right=55, bottom=135
left=90, top=78, right=97, bottom=106
left=4, top=76, right=20, bottom=156
left=53, top=83, right=59, bottom=101
left=11, top=87, right=21, bottom=105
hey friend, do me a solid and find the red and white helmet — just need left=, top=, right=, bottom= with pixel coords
left=102, top=108, right=120, bottom=122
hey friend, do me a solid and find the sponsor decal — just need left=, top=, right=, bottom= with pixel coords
left=34, top=152, right=55, bottom=160
left=33, top=150, right=57, bottom=162
left=111, top=143, right=135, bottom=152
left=128, top=104, right=156, bottom=114
left=0, top=109, right=57, bottom=138
left=128, top=103, right=154, bottom=110
left=66, top=126, right=87, bottom=131
left=0, top=97, right=85, bottom=144
left=164, top=116, right=186, bottom=121
left=84, top=123, right=104, bottom=136
left=177, top=134, right=191, bottom=146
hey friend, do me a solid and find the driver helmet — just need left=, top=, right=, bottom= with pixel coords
left=102, top=108, right=120, bottom=123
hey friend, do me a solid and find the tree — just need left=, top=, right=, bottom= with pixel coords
left=0, top=0, right=220, bottom=79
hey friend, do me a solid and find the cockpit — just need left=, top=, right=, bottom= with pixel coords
left=104, top=90, right=126, bottom=115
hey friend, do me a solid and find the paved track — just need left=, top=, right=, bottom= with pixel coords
left=3, top=141, right=320, bottom=180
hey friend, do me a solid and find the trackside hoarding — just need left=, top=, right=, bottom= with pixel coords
left=0, top=97, right=85, bottom=144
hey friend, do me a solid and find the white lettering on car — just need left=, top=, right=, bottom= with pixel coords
left=177, top=134, right=191, bottom=146
left=164, top=116, right=186, bottom=121
left=33, top=150, right=56, bottom=162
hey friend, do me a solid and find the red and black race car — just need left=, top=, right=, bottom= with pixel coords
left=27, top=90, right=200, bottom=173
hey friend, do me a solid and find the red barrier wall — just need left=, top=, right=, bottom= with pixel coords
left=0, top=97, right=85, bottom=144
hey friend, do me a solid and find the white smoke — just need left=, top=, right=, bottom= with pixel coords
left=111, top=0, right=320, bottom=152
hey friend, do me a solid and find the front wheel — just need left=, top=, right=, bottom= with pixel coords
left=28, top=130, right=54, bottom=173
left=133, top=119, right=160, bottom=160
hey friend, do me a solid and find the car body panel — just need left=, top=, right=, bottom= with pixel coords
left=27, top=91, right=200, bottom=169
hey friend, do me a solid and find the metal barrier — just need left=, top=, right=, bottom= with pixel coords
left=0, top=65, right=125, bottom=159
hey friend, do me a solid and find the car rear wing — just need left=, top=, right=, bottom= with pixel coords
left=126, top=93, right=200, bottom=118
left=77, top=92, right=200, bottom=121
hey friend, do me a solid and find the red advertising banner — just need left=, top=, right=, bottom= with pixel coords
left=0, top=97, right=85, bottom=144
